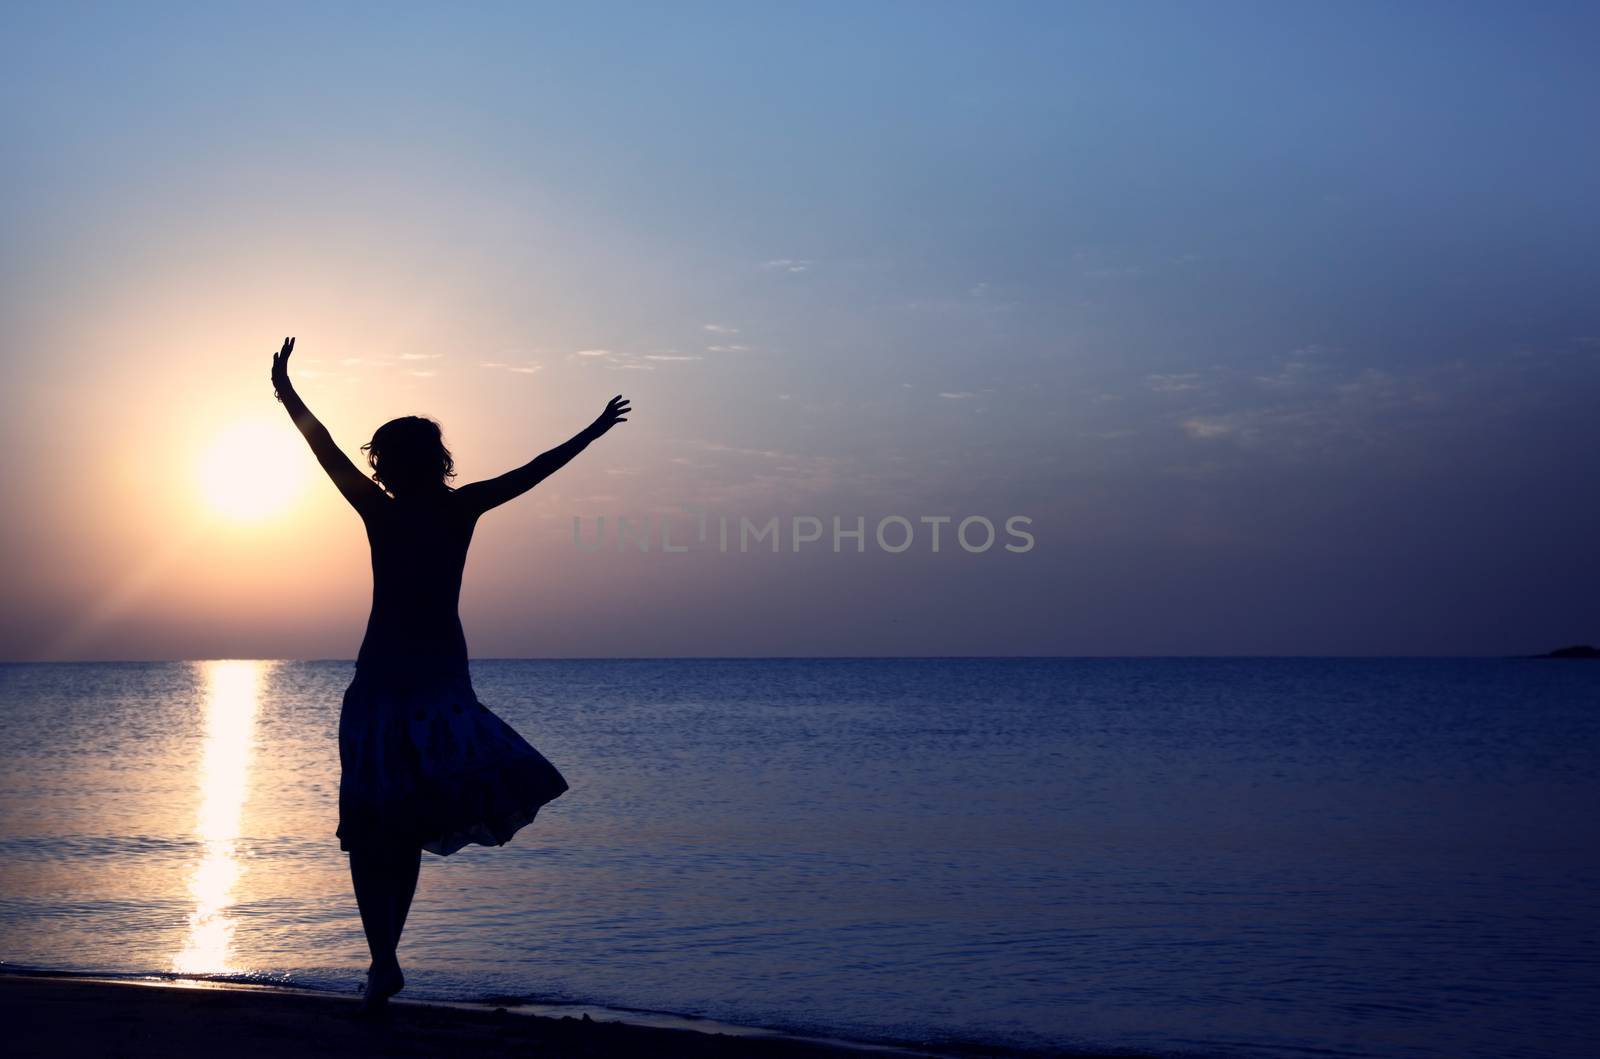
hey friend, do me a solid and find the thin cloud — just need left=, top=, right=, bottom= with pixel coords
left=703, top=323, right=739, bottom=334
left=1182, top=417, right=1236, bottom=440
left=567, top=349, right=661, bottom=371
left=900, top=294, right=1017, bottom=316
left=1083, top=265, right=1144, bottom=279
left=1147, top=373, right=1205, bottom=393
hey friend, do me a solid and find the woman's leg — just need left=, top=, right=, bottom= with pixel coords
left=385, top=844, right=422, bottom=949
left=349, top=843, right=395, bottom=965
left=349, top=842, right=421, bottom=1007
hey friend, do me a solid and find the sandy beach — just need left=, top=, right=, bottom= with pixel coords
left=1, top=974, right=894, bottom=1058
left=3, top=973, right=1127, bottom=1059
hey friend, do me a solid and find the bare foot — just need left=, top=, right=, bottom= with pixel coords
left=358, top=960, right=405, bottom=1014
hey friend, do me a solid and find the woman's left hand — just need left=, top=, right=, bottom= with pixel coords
left=271, top=336, right=296, bottom=401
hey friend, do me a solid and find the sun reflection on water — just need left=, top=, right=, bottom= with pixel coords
left=172, top=659, right=268, bottom=975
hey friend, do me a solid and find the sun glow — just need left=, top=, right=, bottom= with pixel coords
left=197, top=419, right=307, bottom=521
left=173, top=660, right=268, bottom=975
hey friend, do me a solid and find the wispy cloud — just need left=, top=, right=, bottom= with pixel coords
left=1182, top=416, right=1239, bottom=441
left=1147, top=373, right=1205, bottom=393
left=900, top=285, right=1018, bottom=316
left=1156, top=349, right=1523, bottom=462
left=481, top=360, right=543, bottom=375
left=762, top=258, right=812, bottom=273
left=399, top=352, right=443, bottom=361
left=1083, top=264, right=1144, bottom=279
left=1071, top=249, right=1144, bottom=280
left=566, top=348, right=672, bottom=371
left=703, top=323, right=739, bottom=334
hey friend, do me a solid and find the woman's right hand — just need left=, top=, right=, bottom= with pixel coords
left=271, top=336, right=296, bottom=401
left=587, top=394, right=632, bottom=437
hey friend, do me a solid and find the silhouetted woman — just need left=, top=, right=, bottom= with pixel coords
left=270, top=336, right=629, bottom=1013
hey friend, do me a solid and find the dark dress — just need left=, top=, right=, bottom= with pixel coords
left=335, top=487, right=568, bottom=856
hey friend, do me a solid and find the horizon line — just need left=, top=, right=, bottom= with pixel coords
left=0, top=652, right=1582, bottom=665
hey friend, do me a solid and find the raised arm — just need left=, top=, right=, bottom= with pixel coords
left=270, top=336, right=386, bottom=515
left=456, top=394, right=632, bottom=516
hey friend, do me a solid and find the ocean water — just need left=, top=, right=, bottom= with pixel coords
left=0, top=658, right=1596, bottom=1058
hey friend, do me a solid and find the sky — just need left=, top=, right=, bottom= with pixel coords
left=2, top=1, right=1597, bottom=659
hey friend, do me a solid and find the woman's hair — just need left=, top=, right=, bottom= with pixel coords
left=361, top=416, right=456, bottom=496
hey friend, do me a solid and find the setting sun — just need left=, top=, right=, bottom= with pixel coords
left=197, top=420, right=307, bottom=521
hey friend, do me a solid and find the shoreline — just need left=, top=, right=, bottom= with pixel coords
left=3, top=972, right=1141, bottom=1059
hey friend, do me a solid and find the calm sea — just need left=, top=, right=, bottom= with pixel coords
left=0, top=659, right=1596, bottom=1057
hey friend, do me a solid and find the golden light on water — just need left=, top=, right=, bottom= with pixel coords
left=196, top=420, right=307, bottom=522
left=173, top=660, right=267, bottom=975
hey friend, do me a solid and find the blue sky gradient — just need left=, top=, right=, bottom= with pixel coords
left=3, top=2, right=1597, bottom=657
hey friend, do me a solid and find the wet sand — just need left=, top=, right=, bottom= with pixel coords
left=3, top=973, right=1129, bottom=1058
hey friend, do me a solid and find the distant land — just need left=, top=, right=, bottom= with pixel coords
left=1534, top=644, right=1600, bottom=659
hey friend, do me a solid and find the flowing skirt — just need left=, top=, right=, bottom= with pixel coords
left=336, top=664, right=569, bottom=857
